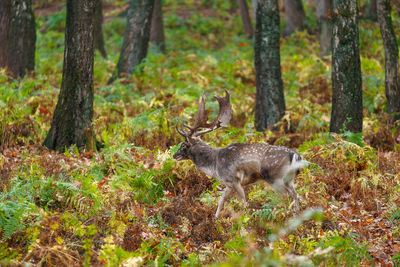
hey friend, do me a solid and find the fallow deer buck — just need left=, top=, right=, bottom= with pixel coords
left=173, top=90, right=307, bottom=218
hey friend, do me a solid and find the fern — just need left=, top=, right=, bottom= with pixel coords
left=0, top=171, right=103, bottom=239
left=0, top=200, right=37, bottom=240
left=65, top=195, right=90, bottom=214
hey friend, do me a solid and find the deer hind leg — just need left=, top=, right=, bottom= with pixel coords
left=215, top=187, right=233, bottom=218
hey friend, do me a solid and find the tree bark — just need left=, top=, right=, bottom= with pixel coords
left=0, top=0, right=36, bottom=78
left=109, top=0, right=155, bottom=84
left=254, top=0, right=285, bottom=131
left=284, top=0, right=306, bottom=36
left=0, top=0, right=11, bottom=68
left=377, top=0, right=400, bottom=121
left=94, top=0, right=107, bottom=58
left=316, top=0, right=333, bottom=55
left=330, top=0, right=363, bottom=133
left=366, top=0, right=377, bottom=20
left=43, top=0, right=96, bottom=151
left=150, top=0, right=166, bottom=53
left=251, top=0, right=257, bottom=22
left=238, top=0, right=254, bottom=39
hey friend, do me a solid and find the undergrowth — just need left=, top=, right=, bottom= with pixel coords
left=0, top=0, right=400, bottom=266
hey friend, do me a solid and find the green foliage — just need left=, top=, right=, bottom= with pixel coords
left=392, top=253, right=400, bottom=263
left=113, top=163, right=165, bottom=204
left=341, top=131, right=366, bottom=147
left=99, top=236, right=137, bottom=266
left=250, top=188, right=281, bottom=222
left=390, top=209, right=400, bottom=221
left=315, top=234, right=371, bottom=265
left=0, top=162, right=104, bottom=239
left=0, top=201, right=37, bottom=240
left=298, top=132, right=335, bottom=153
left=363, top=74, right=385, bottom=113
left=43, top=8, right=66, bottom=32
left=223, top=237, right=247, bottom=260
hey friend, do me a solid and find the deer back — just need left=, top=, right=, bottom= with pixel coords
left=215, top=143, right=301, bottom=186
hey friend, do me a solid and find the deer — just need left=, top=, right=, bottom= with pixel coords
left=173, top=90, right=307, bottom=218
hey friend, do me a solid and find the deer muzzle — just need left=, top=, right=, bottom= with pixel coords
left=173, top=153, right=184, bottom=161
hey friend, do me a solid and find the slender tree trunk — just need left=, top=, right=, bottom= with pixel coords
left=94, top=0, right=107, bottom=58
left=251, top=0, right=257, bottom=22
left=150, top=0, right=166, bottom=53
left=366, top=0, right=377, bottom=20
left=238, top=0, right=254, bottom=39
left=43, top=0, right=95, bottom=151
left=284, top=0, right=306, bottom=36
left=377, top=0, right=400, bottom=121
left=254, top=0, right=285, bottom=131
left=316, top=0, right=333, bottom=55
left=330, top=0, right=363, bottom=133
left=109, top=0, right=155, bottom=84
left=0, top=0, right=36, bottom=78
left=0, top=0, right=11, bottom=68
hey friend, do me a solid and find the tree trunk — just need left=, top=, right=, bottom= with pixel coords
left=150, top=0, right=166, bottom=53
left=330, top=0, right=363, bottom=133
left=150, top=0, right=165, bottom=53
left=251, top=0, right=257, bottom=22
left=0, top=0, right=36, bottom=78
left=94, top=0, right=107, bottom=58
left=109, top=0, right=155, bottom=84
left=254, top=0, right=285, bottom=131
left=377, top=0, right=400, bottom=121
left=316, top=0, right=333, bottom=55
left=366, top=0, right=377, bottom=20
left=284, top=0, right=306, bottom=36
left=238, top=0, right=254, bottom=39
left=43, top=0, right=95, bottom=151
left=0, top=0, right=11, bottom=68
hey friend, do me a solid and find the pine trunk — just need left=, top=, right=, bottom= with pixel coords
left=254, top=0, right=285, bottom=131
left=0, top=0, right=36, bottom=78
left=316, top=0, right=333, bottom=55
left=330, top=0, right=363, bottom=133
left=150, top=0, right=166, bottom=53
left=109, top=0, right=155, bottom=84
left=284, top=0, right=305, bottom=36
left=238, top=0, right=254, bottom=39
left=94, top=0, right=107, bottom=58
left=43, top=0, right=95, bottom=151
left=377, top=0, right=400, bottom=121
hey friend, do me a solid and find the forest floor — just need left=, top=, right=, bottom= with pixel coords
left=1, top=0, right=400, bottom=266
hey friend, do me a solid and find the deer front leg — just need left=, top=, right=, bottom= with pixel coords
left=232, top=181, right=247, bottom=209
left=215, top=187, right=233, bottom=218
left=273, top=178, right=300, bottom=211
left=285, top=180, right=300, bottom=211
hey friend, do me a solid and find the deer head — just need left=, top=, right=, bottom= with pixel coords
left=173, top=90, right=232, bottom=161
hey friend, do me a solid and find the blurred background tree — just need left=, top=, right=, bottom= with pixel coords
left=0, top=0, right=36, bottom=78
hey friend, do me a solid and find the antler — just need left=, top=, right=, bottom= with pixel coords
left=177, top=90, right=232, bottom=139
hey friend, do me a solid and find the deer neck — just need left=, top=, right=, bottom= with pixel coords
left=190, top=141, right=218, bottom=177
